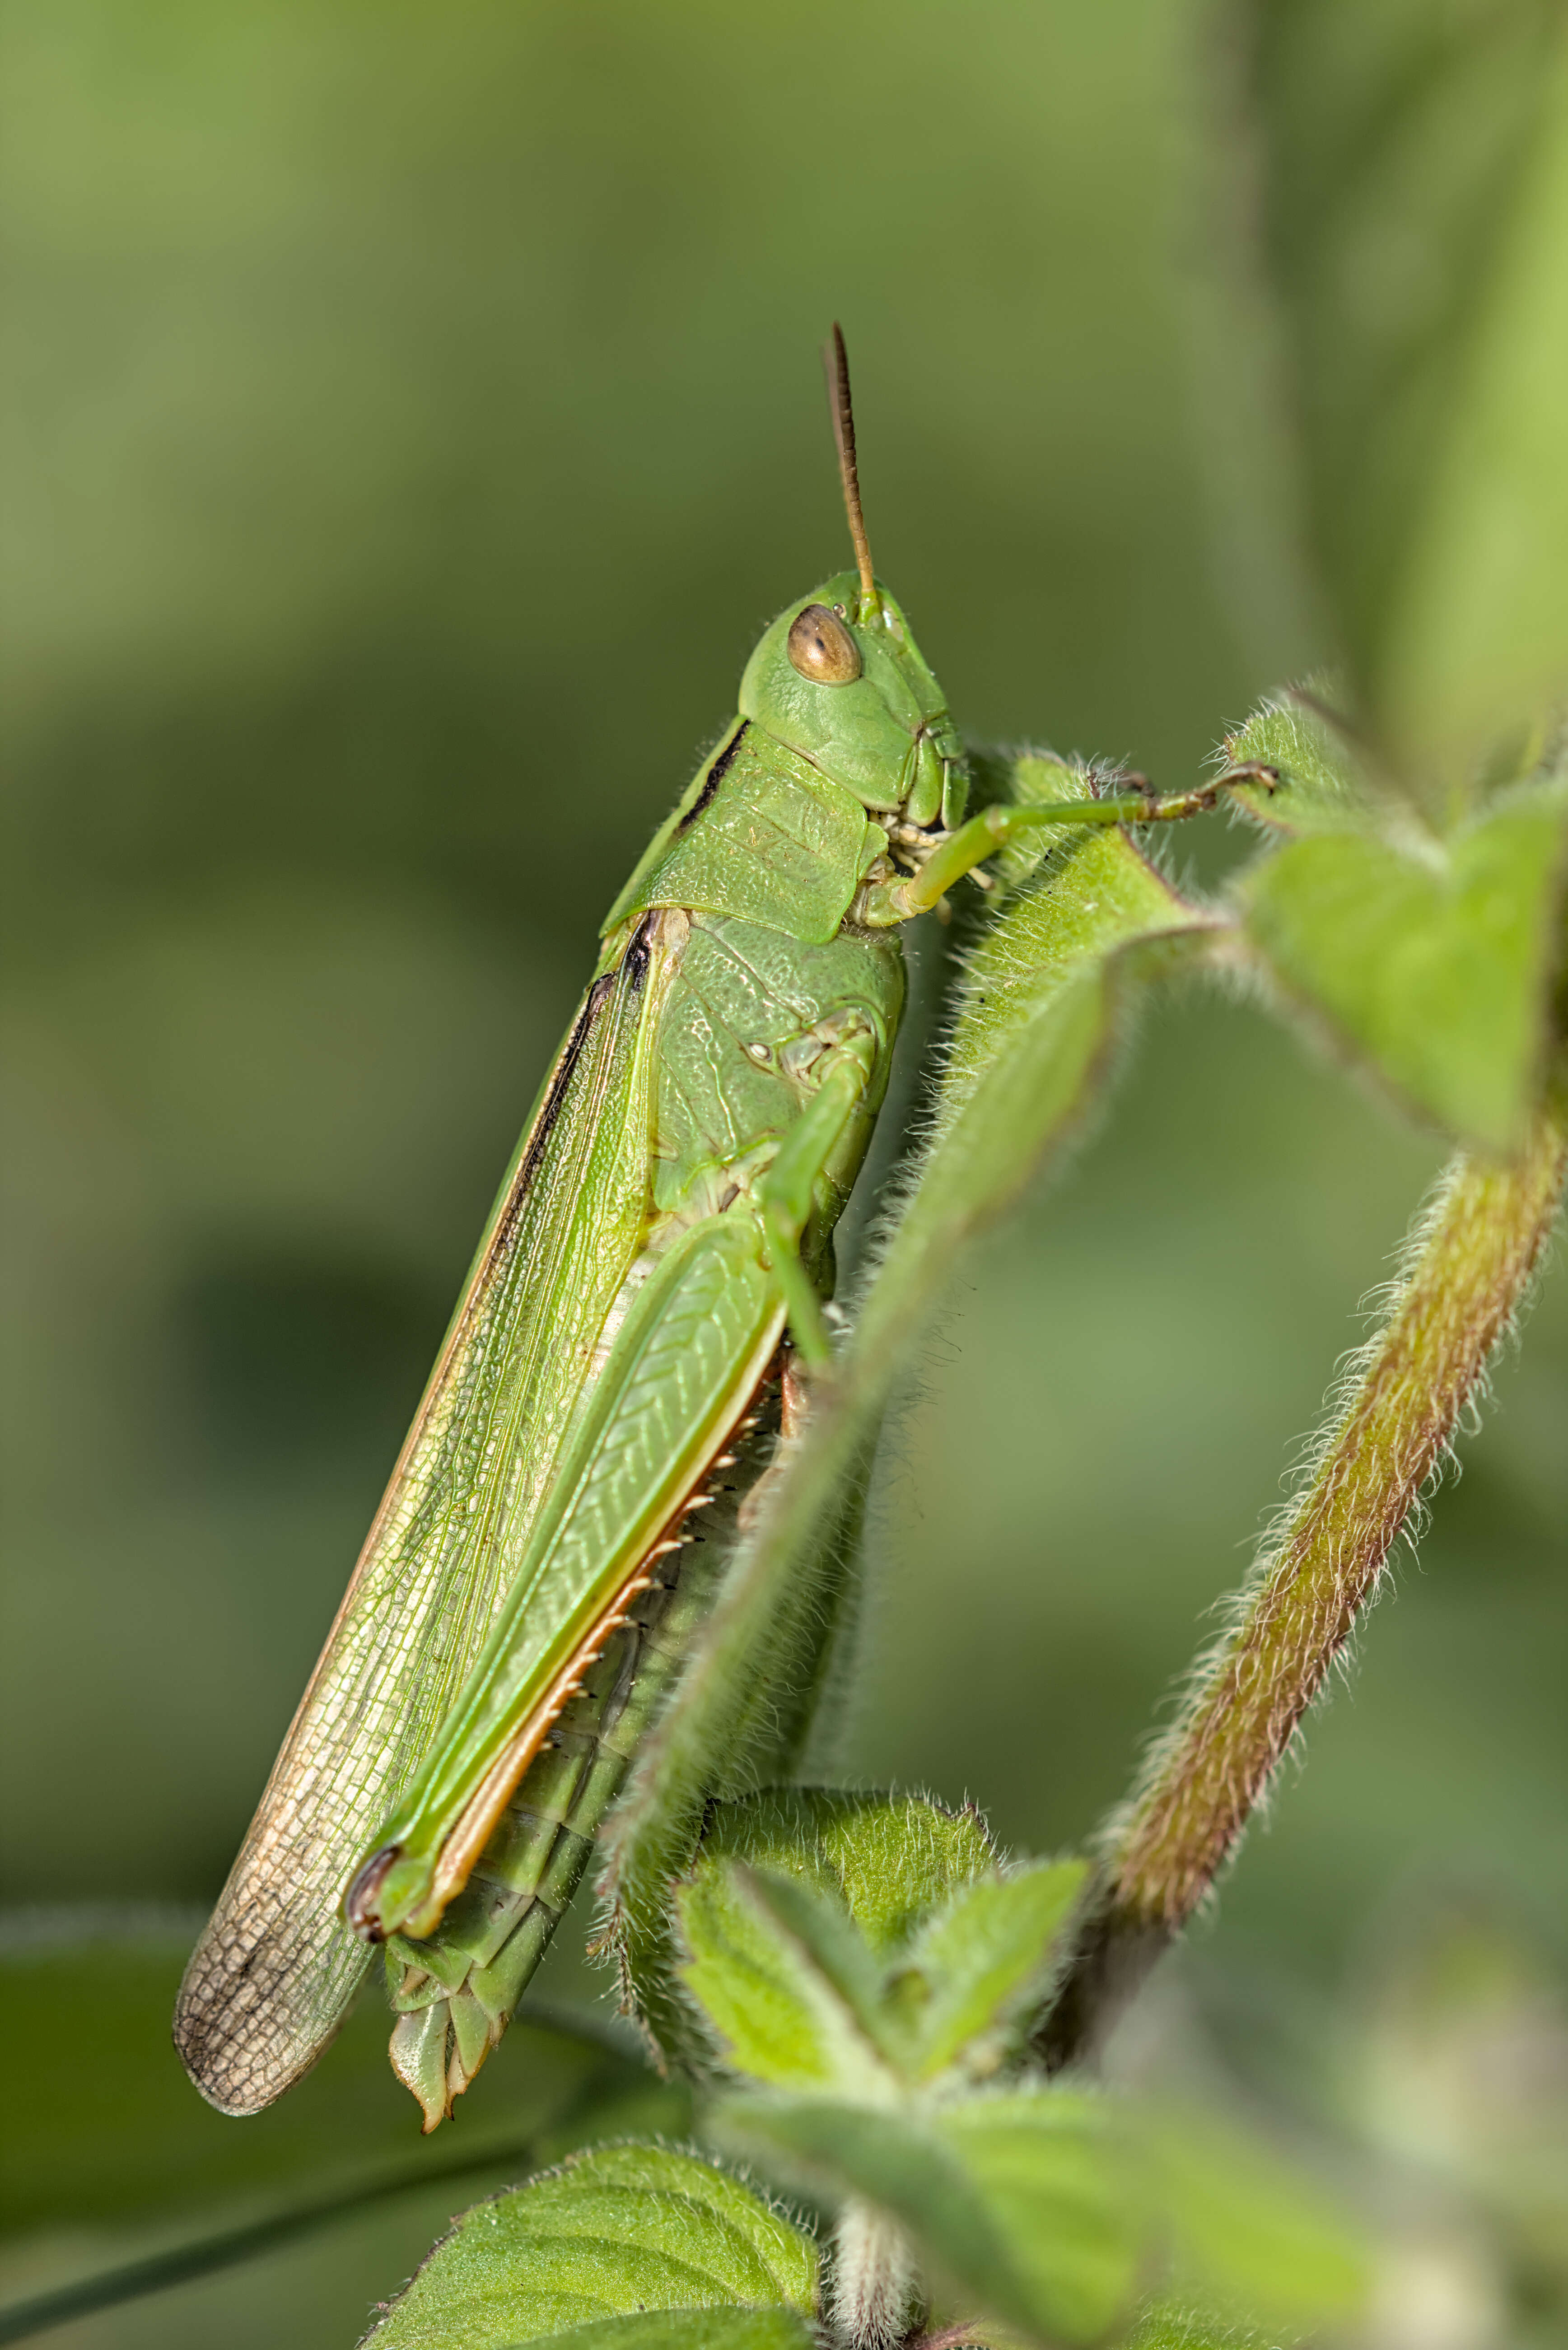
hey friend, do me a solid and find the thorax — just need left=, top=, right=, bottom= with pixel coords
left=649, top=907, right=905, bottom=1231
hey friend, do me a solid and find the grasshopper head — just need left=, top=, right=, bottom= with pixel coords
left=738, top=569, right=966, bottom=829
left=739, top=330, right=966, bottom=829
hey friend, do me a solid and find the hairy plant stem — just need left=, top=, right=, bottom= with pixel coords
left=1045, top=1098, right=1567, bottom=2066
left=830, top=2201, right=918, bottom=2350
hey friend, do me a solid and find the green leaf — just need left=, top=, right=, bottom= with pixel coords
left=1233, top=0, right=1568, bottom=780
left=676, top=1800, right=1083, bottom=2094
left=696, top=1788, right=999, bottom=1959
left=1241, top=777, right=1568, bottom=1151
left=1376, top=35, right=1568, bottom=775
left=504, top=2317, right=814, bottom=2350
left=600, top=759, right=1215, bottom=2060
left=715, top=2088, right=1137, bottom=2348
left=676, top=1863, right=896, bottom=2093
left=366, top=2144, right=817, bottom=2350
left=895, top=1861, right=1088, bottom=2082
left=1222, top=690, right=1568, bottom=1149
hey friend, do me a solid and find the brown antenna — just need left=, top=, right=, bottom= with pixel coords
left=824, top=322, right=878, bottom=614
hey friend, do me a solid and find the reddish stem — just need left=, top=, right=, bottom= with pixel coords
left=1047, top=1101, right=1566, bottom=2058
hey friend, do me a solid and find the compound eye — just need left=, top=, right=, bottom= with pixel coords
left=787, top=603, right=861, bottom=685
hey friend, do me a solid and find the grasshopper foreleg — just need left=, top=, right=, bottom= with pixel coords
left=758, top=1043, right=873, bottom=1371
left=860, top=760, right=1280, bottom=923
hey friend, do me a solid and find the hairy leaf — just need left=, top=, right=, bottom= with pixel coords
left=679, top=1825, right=1087, bottom=2097
left=1241, top=778, right=1568, bottom=1151
left=1221, top=693, right=1378, bottom=835
left=1123, top=2307, right=1279, bottom=2350
left=366, top=2144, right=816, bottom=2350
left=696, top=1787, right=999, bottom=1958
left=894, top=1860, right=1088, bottom=2082
left=676, top=1863, right=896, bottom=2093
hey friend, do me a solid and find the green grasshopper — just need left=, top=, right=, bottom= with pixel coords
left=174, top=332, right=1241, bottom=2130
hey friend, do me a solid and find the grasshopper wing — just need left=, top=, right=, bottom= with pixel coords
left=174, top=918, right=677, bottom=2113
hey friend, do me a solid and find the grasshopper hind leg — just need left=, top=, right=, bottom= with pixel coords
left=382, top=1370, right=784, bottom=2128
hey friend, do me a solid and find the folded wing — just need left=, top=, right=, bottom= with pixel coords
left=174, top=916, right=676, bottom=2113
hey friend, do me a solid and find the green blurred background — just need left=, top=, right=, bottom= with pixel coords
left=4, top=2, right=1566, bottom=2343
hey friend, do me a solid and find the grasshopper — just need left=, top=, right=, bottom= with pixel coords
left=175, top=332, right=1241, bottom=2129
